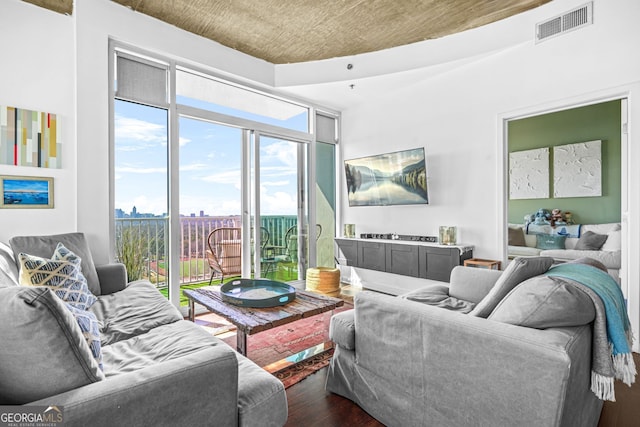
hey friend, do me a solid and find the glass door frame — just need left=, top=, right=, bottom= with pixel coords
left=173, top=108, right=316, bottom=298
left=252, top=131, right=315, bottom=280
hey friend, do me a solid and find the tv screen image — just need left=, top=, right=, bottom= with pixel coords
left=344, top=147, right=429, bottom=207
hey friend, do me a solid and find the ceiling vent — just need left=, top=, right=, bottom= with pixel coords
left=536, top=2, right=593, bottom=43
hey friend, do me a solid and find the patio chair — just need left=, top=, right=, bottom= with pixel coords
left=273, top=224, right=322, bottom=278
left=206, top=227, right=242, bottom=285
left=274, top=225, right=299, bottom=277
left=259, top=227, right=278, bottom=278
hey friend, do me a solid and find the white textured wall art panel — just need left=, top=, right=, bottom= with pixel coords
left=553, top=140, right=602, bottom=198
left=509, top=148, right=549, bottom=199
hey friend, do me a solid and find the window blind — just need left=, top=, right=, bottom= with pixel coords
left=116, top=54, right=168, bottom=107
left=316, top=114, right=337, bottom=144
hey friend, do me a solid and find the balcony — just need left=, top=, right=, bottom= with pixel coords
left=114, top=215, right=299, bottom=303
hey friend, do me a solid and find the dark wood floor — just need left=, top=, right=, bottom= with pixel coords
left=285, top=353, right=640, bottom=427
left=284, top=366, right=382, bottom=427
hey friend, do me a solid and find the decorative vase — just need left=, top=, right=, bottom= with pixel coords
left=439, top=226, right=457, bottom=245
left=344, top=224, right=356, bottom=238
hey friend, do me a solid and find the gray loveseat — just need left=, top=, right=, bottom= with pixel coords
left=326, top=257, right=604, bottom=427
left=0, top=233, right=287, bottom=427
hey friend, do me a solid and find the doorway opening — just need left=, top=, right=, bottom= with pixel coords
left=503, top=98, right=628, bottom=299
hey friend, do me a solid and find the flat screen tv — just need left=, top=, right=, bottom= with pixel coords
left=344, top=147, right=429, bottom=207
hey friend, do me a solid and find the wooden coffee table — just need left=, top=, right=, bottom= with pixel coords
left=184, top=286, right=344, bottom=357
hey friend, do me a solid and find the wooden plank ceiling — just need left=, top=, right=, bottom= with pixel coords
left=24, top=0, right=551, bottom=64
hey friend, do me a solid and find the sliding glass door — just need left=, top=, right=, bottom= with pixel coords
left=179, top=117, right=243, bottom=284
left=257, top=135, right=308, bottom=281
left=112, top=46, right=339, bottom=309
left=113, top=99, right=169, bottom=294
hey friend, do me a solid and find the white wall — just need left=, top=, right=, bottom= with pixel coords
left=337, top=0, right=640, bottom=347
left=0, top=1, right=75, bottom=242
left=341, top=0, right=639, bottom=254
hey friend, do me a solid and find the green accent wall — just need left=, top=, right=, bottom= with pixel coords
left=508, top=100, right=621, bottom=225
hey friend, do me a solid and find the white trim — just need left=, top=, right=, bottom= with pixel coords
left=620, top=99, right=629, bottom=299
left=168, top=59, right=181, bottom=309
left=253, top=131, right=262, bottom=278
left=107, top=39, right=116, bottom=263
left=242, top=129, right=253, bottom=279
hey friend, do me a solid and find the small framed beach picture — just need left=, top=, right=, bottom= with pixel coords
left=0, top=175, right=54, bottom=209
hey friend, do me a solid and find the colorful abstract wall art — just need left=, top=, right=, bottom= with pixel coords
left=0, top=106, right=61, bottom=168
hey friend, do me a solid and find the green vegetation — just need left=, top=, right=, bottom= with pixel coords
left=116, top=227, right=147, bottom=281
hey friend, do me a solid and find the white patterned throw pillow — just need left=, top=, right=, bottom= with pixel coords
left=63, top=302, right=104, bottom=370
left=18, top=246, right=97, bottom=310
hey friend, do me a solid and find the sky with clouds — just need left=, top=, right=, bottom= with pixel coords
left=114, top=100, right=301, bottom=217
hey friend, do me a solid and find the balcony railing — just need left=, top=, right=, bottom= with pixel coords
left=114, top=215, right=298, bottom=287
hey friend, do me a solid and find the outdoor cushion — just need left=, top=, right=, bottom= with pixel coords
left=575, top=231, right=608, bottom=251
left=10, top=232, right=101, bottom=295
left=0, top=287, right=104, bottom=404
left=89, top=280, right=182, bottom=345
left=470, top=256, right=554, bottom=318
left=488, top=275, right=595, bottom=328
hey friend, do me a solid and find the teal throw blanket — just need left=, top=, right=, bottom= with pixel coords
left=545, top=263, right=636, bottom=401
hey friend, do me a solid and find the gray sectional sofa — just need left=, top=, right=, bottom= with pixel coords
left=0, top=233, right=287, bottom=427
left=327, top=257, right=605, bottom=427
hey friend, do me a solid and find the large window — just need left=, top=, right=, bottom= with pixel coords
left=177, top=69, right=309, bottom=132
left=112, top=46, right=339, bottom=309
left=258, top=135, right=307, bottom=281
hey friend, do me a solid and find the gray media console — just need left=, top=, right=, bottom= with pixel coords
left=335, top=238, right=473, bottom=282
